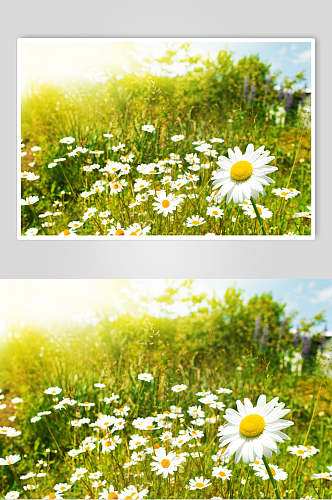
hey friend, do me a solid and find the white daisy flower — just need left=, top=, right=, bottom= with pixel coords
left=138, top=373, right=153, bottom=382
left=152, top=190, right=183, bottom=216
left=218, top=394, right=294, bottom=463
left=207, top=206, right=224, bottom=218
left=150, top=447, right=185, bottom=478
left=142, top=124, right=155, bottom=132
left=212, top=465, right=232, bottom=480
left=188, top=476, right=211, bottom=490
left=171, top=384, right=187, bottom=392
left=44, top=387, right=62, bottom=396
left=212, top=144, right=277, bottom=203
left=171, top=134, right=185, bottom=142
left=254, top=463, right=288, bottom=481
left=244, top=204, right=273, bottom=220
left=59, top=137, right=75, bottom=144
left=5, top=492, right=20, bottom=499
left=186, top=215, right=205, bottom=227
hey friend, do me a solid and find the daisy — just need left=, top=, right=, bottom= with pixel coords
left=303, top=445, right=320, bottom=456
left=188, top=476, right=211, bottom=490
left=212, top=465, right=232, bottom=480
left=134, top=178, right=151, bottom=192
left=120, top=485, right=149, bottom=499
left=207, top=206, right=224, bottom=218
left=0, top=455, right=21, bottom=465
left=244, top=204, right=273, bottom=220
left=54, top=483, right=71, bottom=493
left=25, top=228, right=38, bottom=236
left=23, top=485, right=37, bottom=491
left=150, top=447, right=184, bottom=478
left=99, top=485, right=119, bottom=499
left=108, top=223, right=126, bottom=236
left=186, top=215, right=205, bottom=227
left=152, top=190, right=182, bottom=216
left=126, top=223, right=151, bottom=236
left=254, top=463, right=288, bottom=481
left=288, top=444, right=319, bottom=458
left=212, top=144, right=277, bottom=203
left=21, top=171, right=39, bottom=181
left=5, top=492, right=20, bottom=500
left=312, top=471, right=332, bottom=480
left=171, top=384, right=187, bottom=392
left=114, top=405, right=130, bottom=416
left=68, top=221, right=84, bottom=230
left=59, top=137, right=75, bottom=144
left=272, top=187, right=300, bottom=199
left=218, top=394, right=294, bottom=463
left=216, top=388, right=232, bottom=394
left=89, top=471, right=103, bottom=480
left=171, top=134, right=184, bottom=142
left=44, top=387, right=62, bottom=396
left=21, top=196, right=39, bottom=205
left=138, top=373, right=153, bottom=382
left=129, top=434, right=149, bottom=450
left=142, top=124, right=155, bottom=132
left=82, top=207, right=98, bottom=220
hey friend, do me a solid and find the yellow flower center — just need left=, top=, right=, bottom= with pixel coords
left=281, top=191, right=288, bottom=196
left=196, top=482, right=205, bottom=488
left=49, top=493, right=56, bottom=499
left=192, top=220, right=200, bottom=225
left=212, top=210, right=219, bottom=215
left=162, top=200, right=170, bottom=208
left=297, top=449, right=305, bottom=454
left=108, top=493, right=118, bottom=499
left=230, top=161, right=253, bottom=182
left=239, top=414, right=265, bottom=437
left=161, top=458, right=171, bottom=468
left=218, top=471, right=226, bottom=477
left=113, top=184, right=119, bottom=189
left=115, top=229, right=124, bottom=235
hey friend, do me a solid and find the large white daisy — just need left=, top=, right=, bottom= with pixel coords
left=212, top=144, right=277, bottom=203
left=218, top=395, right=293, bottom=463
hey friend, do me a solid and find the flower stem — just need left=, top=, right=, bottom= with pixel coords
left=250, top=197, right=266, bottom=235
left=262, top=456, right=280, bottom=499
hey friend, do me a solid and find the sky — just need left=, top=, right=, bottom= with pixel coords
left=20, top=39, right=312, bottom=90
left=0, top=279, right=330, bottom=335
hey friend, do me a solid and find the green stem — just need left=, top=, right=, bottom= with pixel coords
left=262, top=456, right=280, bottom=499
left=251, top=197, right=266, bottom=235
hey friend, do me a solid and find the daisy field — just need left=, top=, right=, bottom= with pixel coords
left=0, top=279, right=331, bottom=499
left=18, top=39, right=314, bottom=238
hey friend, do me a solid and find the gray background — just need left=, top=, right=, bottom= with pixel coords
left=1, top=0, right=331, bottom=278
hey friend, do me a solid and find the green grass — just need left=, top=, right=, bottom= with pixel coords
left=0, top=308, right=330, bottom=499
left=20, top=71, right=312, bottom=237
